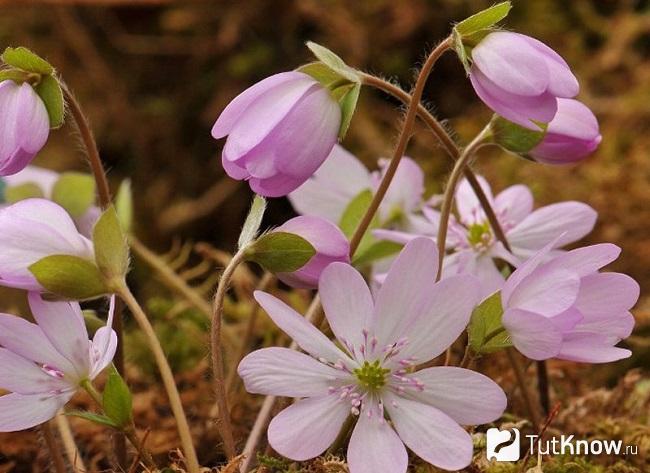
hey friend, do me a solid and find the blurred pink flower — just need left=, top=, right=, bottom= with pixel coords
left=0, top=294, right=116, bottom=431
left=212, top=71, right=341, bottom=197
left=375, top=176, right=597, bottom=297
left=502, top=239, right=639, bottom=362
left=529, top=98, right=602, bottom=164
left=273, top=215, right=350, bottom=289
left=239, top=238, right=506, bottom=472
left=469, top=32, right=578, bottom=129
left=0, top=81, right=50, bottom=176
left=0, top=198, right=94, bottom=291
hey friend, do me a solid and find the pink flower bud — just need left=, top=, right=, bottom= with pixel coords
left=529, top=99, right=601, bottom=164
left=212, top=72, right=341, bottom=197
left=0, top=80, right=50, bottom=176
left=469, top=32, right=578, bottom=129
left=274, top=216, right=349, bottom=289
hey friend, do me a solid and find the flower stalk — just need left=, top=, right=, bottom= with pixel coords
left=41, top=420, right=67, bottom=473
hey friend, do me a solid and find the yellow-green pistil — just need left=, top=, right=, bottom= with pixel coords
left=354, top=360, right=390, bottom=391
left=467, top=221, right=492, bottom=248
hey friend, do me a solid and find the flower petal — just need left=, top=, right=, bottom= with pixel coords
left=403, top=367, right=506, bottom=425
left=543, top=243, right=620, bottom=277
left=319, top=263, right=374, bottom=353
left=557, top=333, right=631, bottom=363
left=238, top=347, right=350, bottom=397
left=495, top=184, right=533, bottom=228
left=520, top=36, right=579, bottom=97
left=347, top=399, right=408, bottom=473
left=507, top=267, right=580, bottom=317
left=253, top=291, right=352, bottom=365
left=455, top=175, right=493, bottom=226
left=0, top=348, right=70, bottom=394
left=379, top=157, right=425, bottom=218
left=502, top=308, right=563, bottom=360
left=267, top=394, right=350, bottom=461
left=0, top=391, right=73, bottom=432
left=575, top=273, right=639, bottom=318
left=384, top=392, right=473, bottom=471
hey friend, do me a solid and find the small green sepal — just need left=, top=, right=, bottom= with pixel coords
left=51, top=172, right=96, bottom=218
left=490, top=116, right=547, bottom=155
left=115, top=179, right=134, bottom=233
left=1, top=47, right=54, bottom=75
left=467, top=291, right=511, bottom=355
left=93, top=206, right=130, bottom=284
left=245, top=232, right=316, bottom=273
left=29, top=255, right=108, bottom=300
left=305, top=42, right=360, bottom=84
left=454, top=2, right=512, bottom=37
left=34, top=74, right=65, bottom=129
left=238, top=194, right=267, bottom=249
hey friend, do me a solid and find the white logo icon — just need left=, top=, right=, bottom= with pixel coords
left=487, top=427, right=521, bottom=461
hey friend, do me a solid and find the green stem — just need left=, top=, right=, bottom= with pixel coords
left=348, top=36, right=452, bottom=255
left=210, top=248, right=248, bottom=459
left=113, top=284, right=200, bottom=473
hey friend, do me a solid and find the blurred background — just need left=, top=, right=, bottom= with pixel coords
left=0, top=0, right=649, bottom=471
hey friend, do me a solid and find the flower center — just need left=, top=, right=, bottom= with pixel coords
left=467, top=221, right=492, bottom=248
left=354, top=360, right=390, bottom=391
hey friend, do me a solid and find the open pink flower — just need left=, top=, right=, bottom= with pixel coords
left=273, top=215, right=350, bottom=289
left=212, top=71, right=341, bottom=197
left=0, top=198, right=95, bottom=291
left=0, top=81, right=50, bottom=176
left=0, top=293, right=116, bottom=431
left=289, top=144, right=430, bottom=233
left=239, top=238, right=506, bottom=472
left=502, top=239, right=639, bottom=362
left=375, top=176, right=597, bottom=297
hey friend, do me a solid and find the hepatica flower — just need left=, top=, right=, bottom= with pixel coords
left=0, top=293, right=116, bottom=431
left=212, top=71, right=341, bottom=197
left=502, top=239, right=639, bottom=362
left=289, top=144, right=429, bottom=232
left=239, top=238, right=506, bottom=472
left=376, top=176, right=597, bottom=297
left=529, top=98, right=602, bottom=164
left=0, top=198, right=94, bottom=291
left=272, top=215, right=350, bottom=289
left=469, top=32, right=579, bottom=129
left=0, top=80, right=50, bottom=176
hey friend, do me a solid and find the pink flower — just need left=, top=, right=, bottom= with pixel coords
left=529, top=99, right=602, bottom=164
left=501, top=239, right=639, bottom=362
left=273, top=216, right=350, bottom=289
left=1, top=165, right=100, bottom=237
left=469, top=32, right=578, bottom=129
left=289, top=144, right=429, bottom=232
left=212, top=71, right=341, bottom=197
left=239, top=238, right=506, bottom=472
left=0, top=198, right=94, bottom=291
left=375, top=176, right=597, bottom=297
left=0, top=81, right=50, bottom=176
left=0, top=293, right=116, bottom=431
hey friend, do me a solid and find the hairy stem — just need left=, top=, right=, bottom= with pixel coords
left=359, top=73, right=511, bottom=252
left=41, top=420, right=66, bottom=473
left=348, top=37, right=452, bottom=254
left=114, top=285, right=200, bottom=472
left=506, top=348, right=541, bottom=429
left=55, top=411, right=87, bottom=472
left=537, top=360, right=550, bottom=414
left=210, top=249, right=248, bottom=459
left=435, top=125, right=492, bottom=281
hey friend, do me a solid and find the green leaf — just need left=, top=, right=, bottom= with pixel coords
left=51, top=172, right=96, bottom=218
left=93, top=206, right=130, bottom=282
left=334, top=82, right=361, bottom=139
left=29, top=255, right=108, bottom=300
left=245, top=232, right=316, bottom=273
left=305, top=42, right=360, bottom=83
left=467, top=291, right=511, bottom=355
left=454, top=2, right=512, bottom=36
left=353, top=240, right=402, bottom=267
left=238, top=194, right=267, bottom=249
left=491, top=116, right=547, bottom=154
left=4, top=182, right=44, bottom=203
left=102, top=366, right=133, bottom=427
left=66, top=410, right=119, bottom=429
left=34, top=74, right=64, bottom=129
left=1, top=47, right=54, bottom=75
left=115, top=179, right=133, bottom=233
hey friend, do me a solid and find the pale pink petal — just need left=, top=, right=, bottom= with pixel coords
left=502, top=308, right=563, bottom=360
left=254, top=291, right=352, bottom=365
left=347, top=399, right=408, bottom=473
left=267, top=394, right=350, bottom=461
left=238, top=348, right=350, bottom=397
left=379, top=157, right=425, bottom=218
left=28, top=293, right=90, bottom=377
left=508, top=202, right=597, bottom=257
left=544, top=243, right=620, bottom=277
left=0, top=348, right=69, bottom=394
left=372, top=229, right=428, bottom=245
left=403, top=367, right=506, bottom=425
left=2, top=165, right=58, bottom=197
left=573, top=312, right=635, bottom=340
left=495, top=185, right=533, bottom=228
left=384, top=392, right=473, bottom=471
left=519, top=35, right=579, bottom=97
left=575, top=273, right=640, bottom=317
left=548, top=308, right=583, bottom=332
left=319, top=263, right=374, bottom=352
left=0, top=391, right=73, bottom=432
left=455, top=175, right=493, bottom=225
left=557, top=334, right=631, bottom=363
left=507, top=267, right=580, bottom=317
left=89, top=328, right=117, bottom=379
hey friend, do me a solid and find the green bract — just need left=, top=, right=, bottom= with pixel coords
left=245, top=232, right=316, bottom=273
